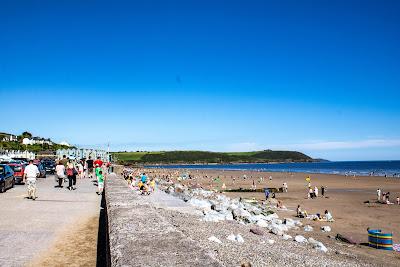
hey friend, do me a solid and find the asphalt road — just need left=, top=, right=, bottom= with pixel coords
left=0, top=175, right=101, bottom=267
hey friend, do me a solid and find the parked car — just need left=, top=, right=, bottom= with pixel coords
left=34, top=163, right=47, bottom=178
left=42, top=160, right=56, bottom=174
left=0, top=164, right=15, bottom=193
left=11, top=158, right=29, bottom=164
left=6, top=163, right=26, bottom=184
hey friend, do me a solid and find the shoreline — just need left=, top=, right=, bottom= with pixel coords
left=145, top=165, right=400, bottom=178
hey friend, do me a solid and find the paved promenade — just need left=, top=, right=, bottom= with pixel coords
left=0, top=176, right=100, bottom=267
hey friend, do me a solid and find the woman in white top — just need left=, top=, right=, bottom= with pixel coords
left=55, top=161, right=66, bottom=188
left=76, top=161, right=84, bottom=179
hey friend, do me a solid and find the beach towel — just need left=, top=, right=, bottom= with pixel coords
left=393, top=244, right=400, bottom=252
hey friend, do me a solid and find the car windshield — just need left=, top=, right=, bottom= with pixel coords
left=10, top=165, right=22, bottom=172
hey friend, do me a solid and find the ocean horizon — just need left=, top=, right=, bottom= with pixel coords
left=146, top=160, right=400, bottom=177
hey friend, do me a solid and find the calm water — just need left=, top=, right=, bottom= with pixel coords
left=147, top=161, right=400, bottom=177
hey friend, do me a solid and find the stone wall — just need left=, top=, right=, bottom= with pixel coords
left=104, top=173, right=221, bottom=266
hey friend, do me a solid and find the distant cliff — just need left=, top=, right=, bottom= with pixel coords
left=112, top=150, right=314, bottom=164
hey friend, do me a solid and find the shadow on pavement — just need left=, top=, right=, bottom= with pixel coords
left=97, top=190, right=110, bottom=267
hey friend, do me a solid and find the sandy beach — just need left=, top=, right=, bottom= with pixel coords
left=139, top=168, right=400, bottom=265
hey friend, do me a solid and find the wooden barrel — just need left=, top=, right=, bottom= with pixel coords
left=368, top=229, right=393, bottom=250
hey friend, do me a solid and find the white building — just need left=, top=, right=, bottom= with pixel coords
left=56, top=148, right=109, bottom=161
left=0, top=150, right=36, bottom=160
left=1, top=134, right=18, bottom=142
left=22, top=137, right=53, bottom=145
left=59, top=141, right=71, bottom=147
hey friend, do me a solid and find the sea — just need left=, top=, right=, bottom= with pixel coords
left=146, top=161, right=400, bottom=177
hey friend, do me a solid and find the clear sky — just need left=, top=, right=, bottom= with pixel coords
left=1, top=0, right=399, bottom=160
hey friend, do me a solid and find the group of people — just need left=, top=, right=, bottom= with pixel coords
left=123, top=168, right=156, bottom=195
left=376, top=188, right=400, bottom=205
left=296, top=205, right=334, bottom=222
left=55, top=155, right=106, bottom=191
left=21, top=155, right=108, bottom=200
left=307, top=184, right=326, bottom=199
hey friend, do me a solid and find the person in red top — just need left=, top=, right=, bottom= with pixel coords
left=94, top=157, right=103, bottom=167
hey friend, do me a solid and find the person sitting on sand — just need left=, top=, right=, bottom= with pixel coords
left=324, top=210, right=334, bottom=222
left=149, top=178, right=156, bottom=192
left=297, top=205, right=308, bottom=218
left=313, top=213, right=322, bottom=221
left=396, top=196, right=400, bottom=205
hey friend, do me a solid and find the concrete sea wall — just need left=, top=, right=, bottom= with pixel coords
left=104, top=173, right=221, bottom=266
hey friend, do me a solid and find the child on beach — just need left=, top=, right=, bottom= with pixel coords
left=397, top=196, right=400, bottom=205
left=149, top=178, right=156, bottom=192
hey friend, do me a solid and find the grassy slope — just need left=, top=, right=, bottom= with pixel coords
left=112, top=150, right=313, bottom=164
left=115, top=152, right=162, bottom=161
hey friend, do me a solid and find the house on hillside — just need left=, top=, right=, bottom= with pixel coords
left=22, top=137, right=54, bottom=145
left=59, top=141, right=71, bottom=147
left=0, top=133, right=18, bottom=142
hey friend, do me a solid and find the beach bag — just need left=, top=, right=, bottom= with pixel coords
left=67, top=168, right=74, bottom=176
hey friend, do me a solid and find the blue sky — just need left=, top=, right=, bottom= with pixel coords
left=1, top=0, right=400, bottom=160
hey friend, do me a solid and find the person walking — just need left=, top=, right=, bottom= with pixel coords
left=377, top=188, right=381, bottom=202
left=264, top=188, right=270, bottom=200
left=60, top=155, right=68, bottom=168
left=94, top=156, right=103, bottom=168
left=66, top=159, right=77, bottom=190
left=55, top=161, right=66, bottom=188
left=82, top=158, right=87, bottom=178
left=283, top=182, right=288, bottom=192
left=86, top=156, right=94, bottom=179
left=23, top=160, right=40, bottom=200
left=96, top=168, right=104, bottom=195
left=76, top=160, right=84, bottom=179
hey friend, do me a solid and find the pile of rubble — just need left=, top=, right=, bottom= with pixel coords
left=159, top=181, right=328, bottom=253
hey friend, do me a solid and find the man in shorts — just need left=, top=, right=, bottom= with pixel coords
left=23, top=160, right=40, bottom=200
left=86, top=156, right=94, bottom=179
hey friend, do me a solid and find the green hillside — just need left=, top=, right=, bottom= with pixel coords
left=112, top=150, right=313, bottom=164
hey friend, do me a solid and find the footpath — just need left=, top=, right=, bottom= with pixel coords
left=0, top=175, right=100, bottom=267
